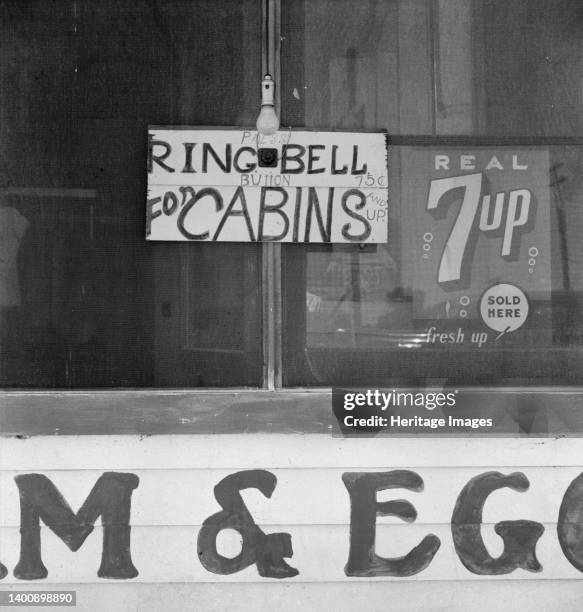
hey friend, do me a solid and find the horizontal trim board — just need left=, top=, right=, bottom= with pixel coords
left=0, top=188, right=97, bottom=198
left=2, top=388, right=583, bottom=436
left=1, top=435, right=582, bottom=470
left=0, top=582, right=581, bottom=612
left=388, top=135, right=583, bottom=146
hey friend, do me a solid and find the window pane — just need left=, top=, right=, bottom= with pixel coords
left=281, top=0, right=583, bottom=387
left=282, top=0, right=583, bottom=137
left=0, top=0, right=262, bottom=387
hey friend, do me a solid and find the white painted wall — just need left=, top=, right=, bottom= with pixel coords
left=0, top=435, right=582, bottom=609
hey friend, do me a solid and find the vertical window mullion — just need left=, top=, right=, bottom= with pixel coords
left=261, top=0, right=283, bottom=389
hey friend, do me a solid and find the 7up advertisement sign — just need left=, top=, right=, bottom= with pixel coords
left=401, top=148, right=551, bottom=348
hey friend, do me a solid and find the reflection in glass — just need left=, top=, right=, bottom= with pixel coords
left=282, top=0, right=583, bottom=387
left=0, top=0, right=262, bottom=387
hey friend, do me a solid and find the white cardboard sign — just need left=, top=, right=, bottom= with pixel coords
left=146, top=129, right=388, bottom=243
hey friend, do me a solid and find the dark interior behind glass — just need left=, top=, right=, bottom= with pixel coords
left=282, top=0, right=583, bottom=387
left=0, top=0, right=263, bottom=387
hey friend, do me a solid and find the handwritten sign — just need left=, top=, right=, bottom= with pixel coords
left=146, top=129, right=388, bottom=243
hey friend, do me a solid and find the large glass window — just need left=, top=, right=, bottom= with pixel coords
left=3, top=0, right=583, bottom=391
left=282, top=0, right=583, bottom=386
left=0, top=0, right=263, bottom=387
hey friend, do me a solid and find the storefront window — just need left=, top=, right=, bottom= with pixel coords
left=0, top=0, right=263, bottom=387
left=282, top=0, right=583, bottom=386
left=3, top=0, right=583, bottom=392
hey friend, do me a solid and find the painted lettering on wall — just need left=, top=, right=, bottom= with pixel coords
left=343, top=470, right=441, bottom=576
left=13, top=472, right=139, bottom=580
left=197, top=470, right=298, bottom=578
left=451, top=472, right=544, bottom=574
left=2, top=469, right=583, bottom=580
